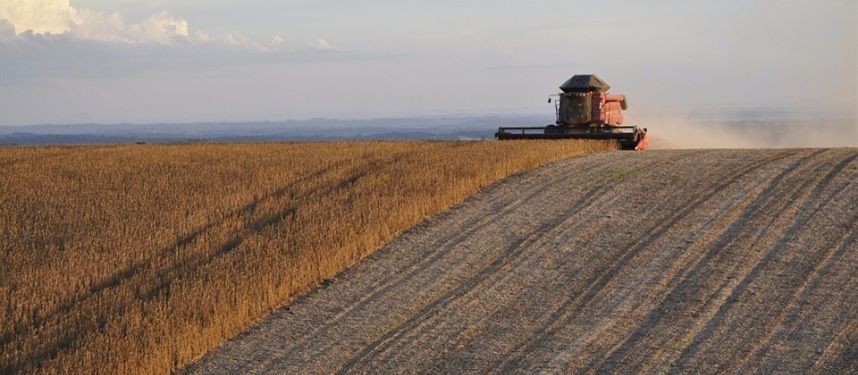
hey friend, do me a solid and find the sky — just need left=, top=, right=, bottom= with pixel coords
left=0, top=0, right=856, bottom=125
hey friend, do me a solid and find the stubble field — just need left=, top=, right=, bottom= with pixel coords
left=182, top=148, right=857, bottom=375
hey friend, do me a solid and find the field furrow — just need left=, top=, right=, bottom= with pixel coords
left=180, top=148, right=857, bottom=375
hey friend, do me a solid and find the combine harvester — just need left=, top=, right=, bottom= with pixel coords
left=496, top=74, right=648, bottom=150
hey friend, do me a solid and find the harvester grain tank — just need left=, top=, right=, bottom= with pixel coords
left=495, top=74, right=649, bottom=150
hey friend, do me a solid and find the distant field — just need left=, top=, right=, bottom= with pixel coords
left=0, top=140, right=610, bottom=375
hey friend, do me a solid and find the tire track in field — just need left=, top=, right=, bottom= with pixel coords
left=668, top=152, right=857, bottom=374
left=486, top=149, right=806, bottom=374
left=292, top=152, right=693, bottom=374
left=359, top=152, right=718, bottom=371
left=181, top=149, right=858, bottom=375
left=333, top=189, right=600, bottom=374
left=247, top=156, right=633, bottom=373
left=478, top=151, right=797, bottom=372
left=745, top=227, right=857, bottom=374
left=199, top=153, right=736, bottom=370
left=730, top=228, right=856, bottom=374
left=586, top=149, right=835, bottom=373
left=810, top=316, right=858, bottom=374
left=197, top=149, right=772, bottom=374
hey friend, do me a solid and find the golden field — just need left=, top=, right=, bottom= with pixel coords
left=0, top=140, right=610, bottom=374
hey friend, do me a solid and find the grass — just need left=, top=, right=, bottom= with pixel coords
left=0, top=140, right=611, bottom=374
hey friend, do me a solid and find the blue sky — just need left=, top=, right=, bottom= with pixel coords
left=0, top=0, right=855, bottom=125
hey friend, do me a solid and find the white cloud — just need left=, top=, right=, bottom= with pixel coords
left=307, top=37, right=332, bottom=50
left=134, top=10, right=190, bottom=44
left=64, top=8, right=191, bottom=44
left=270, top=35, right=285, bottom=47
left=221, top=33, right=260, bottom=48
left=193, top=30, right=213, bottom=43
left=0, top=0, right=71, bottom=34
left=0, top=0, right=271, bottom=48
left=0, top=1, right=342, bottom=53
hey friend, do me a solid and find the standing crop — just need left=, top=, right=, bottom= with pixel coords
left=0, top=140, right=611, bottom=374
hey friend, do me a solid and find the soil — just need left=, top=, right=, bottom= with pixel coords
left=181, top=149, right=857, bottom=375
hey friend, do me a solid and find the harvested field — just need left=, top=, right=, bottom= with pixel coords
left=182, top=148, right=858, bottom=375
left=0, top=140, right=609, bottom=375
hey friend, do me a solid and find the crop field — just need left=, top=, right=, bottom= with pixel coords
left=182, top=148, right=857, bottom=375
left=0, top=140, right=610, bottom=375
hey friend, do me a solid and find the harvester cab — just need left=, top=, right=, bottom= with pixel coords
left=496, top=74, right=648, bottom=150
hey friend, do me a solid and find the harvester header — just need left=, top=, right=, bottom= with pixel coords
left=496, top=74, right=648, bottom=150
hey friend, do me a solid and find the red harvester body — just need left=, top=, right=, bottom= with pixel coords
left=496, top=74, right=648, bottom=150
